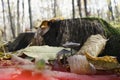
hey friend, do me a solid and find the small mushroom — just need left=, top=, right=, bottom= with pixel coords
left=62, top=42, right=80, bottom=48
left=62, top=42, right=80, bottom=54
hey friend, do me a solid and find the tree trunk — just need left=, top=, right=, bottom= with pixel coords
left=97, top=9, right=100, bottom=17
left=53, top=0, right=57, bottom=17
left=7, top=32, right=35, bottom=52
left=77, top=0, right=82, bottom=17
left=22, top=0, right=24, bottom=31
left=84, top=0, right=88, bottom=16
left=114, top=0, right=119, bottom=20
left=108, top=0, right=114, bottom=20
left=28, top=0, right=33, bottom=29
left=1, top=0, right=6, bottom=40
left=72, top=0, right=75, bottom=19
left=17, top=0, right=20, bottom=35
left=7, top=0, right=15, bottom=38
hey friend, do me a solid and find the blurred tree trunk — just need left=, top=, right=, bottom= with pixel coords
left=22, top=0, right=24, bottom=31
left=97, top=9, right=100, bottom=17
left=1, top=0, right=6, bottom=40
left=28, top=0, right=33, bottom=29
left=84, top=0, right=88, bottom=16
left=77, top=0, right=82, bottom=17
left=53, top=0, right=57, bottom=17
left=114, top=0, right=119, bottom=20
left=72, top=0, right=75, bottom=19
left=17, top=0, right=20, bottom=35
left=7, top=0, right=15, bottom=38
left=108, top=0, right=114, bottom=20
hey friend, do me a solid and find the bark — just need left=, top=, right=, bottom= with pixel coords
left=28, top=0, right=33, bottom=29
left=7, top=0, right=15, bottom=38
left=77, top=0, right=82, bottom=17
left=40, top=18, right=107, bottom=50
left=97, top=9, right=100, bottom=17
left=72, top=0, right=75, bottom=18
left=1, top=0, right=6, bottom=40
left=84, top=0, right=88, bottom=16
left=22, top=0, right=24, bottom=27
left=17, top=0, right=20, bottom=34
left=108, top=0, right=114, bottom=20
left=53, top=0, right=57, bottom=17
left=114, top=0, right=119, bottom=19
left=7, top=32, right=35, bottom=52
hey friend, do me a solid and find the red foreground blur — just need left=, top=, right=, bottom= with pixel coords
left=0, top=67, right=120, bottom=80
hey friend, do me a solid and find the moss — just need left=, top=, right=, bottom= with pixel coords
left=81, top=17, right=120, bottom=38
left=99, top=19, right=120, bottom=37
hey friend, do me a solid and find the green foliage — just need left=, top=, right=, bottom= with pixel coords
left=99, top=19, right=120, bottom=37
left=35, top=59, right=46, bottom=70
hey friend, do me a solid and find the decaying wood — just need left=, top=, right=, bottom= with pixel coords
left=7, top=32, right=35, bottom=52
left=39, top=18, right=106, bottom=50
left=38, top=18, right=120, bottom=51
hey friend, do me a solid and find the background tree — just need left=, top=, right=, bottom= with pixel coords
left=84, top=0, right=88, bottom=16
left=17, top=0, right=20, bottom=35
left=72, top=0, right=75, bottom=18
left=97, top=9, right=100, bottom=17
left=28, top=0, right=33, bottom=29
left=53, top=0, right=57, bottom=17
left=1, top=0, right=6, bottom=40
left=7, top=0, right=15, bottom=38
left=107, top=0, right=114, bottom=20
left=22, top=0, right=24, bottom=30
left=114, top=0, right=119, bottom=21
left=77, top=0, right=82, bottom=17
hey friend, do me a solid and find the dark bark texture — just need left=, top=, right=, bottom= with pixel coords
left=40, top=18, right=108, bottom=50
left=7, top=32, right=35, bottom=52
left=28, top=0, right=33, bottom=29
left=72, top=0, right=75, bottom=18
left=7, top=0, right=15, bottom=38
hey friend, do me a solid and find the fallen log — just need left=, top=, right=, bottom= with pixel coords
left=39, top=18, right=120, bottom=50
left=7, top=32, right=35, bottom=52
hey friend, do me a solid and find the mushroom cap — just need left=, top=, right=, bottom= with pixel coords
left=62, top=42, right=80, bottom=48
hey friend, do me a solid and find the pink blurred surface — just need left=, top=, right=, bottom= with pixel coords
left=0, top=67, right=120, bottom=80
